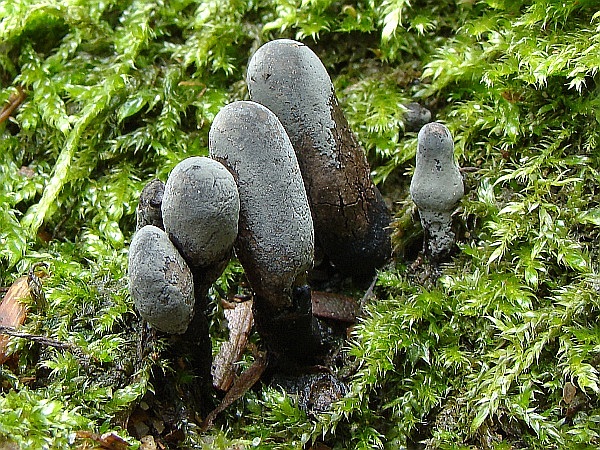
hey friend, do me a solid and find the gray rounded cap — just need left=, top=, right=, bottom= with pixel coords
left=162, top=156, right=240, bottom=268
left=410, top=122, right=464, bottom=212
left=128, top=225, right=194, bottom=334
left=209, top=100, right=314, bottom=308
left=247, top=39, right=338, bottom=168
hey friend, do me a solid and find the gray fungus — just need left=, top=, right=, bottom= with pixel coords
left=136, top=179, right=165, bottom=231
left=162, top=156, right=239, bottom=269
left=209, top=100, right=314, bottom=312
left=247, top=38, right=391, bottom=278
left=128, top=225, right=195, bottom=334
left=410, top=122, right=464, bottom=261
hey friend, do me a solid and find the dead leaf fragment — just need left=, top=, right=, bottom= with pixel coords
left=202, top=351, right=267, bottom=431
left=311, top=291, right=359, bottom=323
left=75, top=431, right=131, bottom=450
left=0, top=276, right=30, bottom=364
left=212, top=299, right=254, bottom=391
left=563, top=381, right=577, bottom=405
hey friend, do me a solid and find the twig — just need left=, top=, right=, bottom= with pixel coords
left=0, top=325, right=77, bottom=351
left=0, top=86, right=26, bottom=125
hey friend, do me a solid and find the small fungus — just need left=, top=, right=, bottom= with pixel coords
left=410, top=122, right=464, bottom=261
left=246, top=39, right=391, bottom=279
left=135, top=179, right=165, bottom=231
left=161, top=156, right=239, bottom=272
left=209, top=100, right=320, bottom=362
left=128, top=225, right=195, bottom=334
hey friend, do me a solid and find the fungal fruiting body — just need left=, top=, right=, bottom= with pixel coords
left=161, top=156, right=239, bottom=283
left=246, top=39, right=391, bottom=279
left=209, top=100, right=320, bottom=362
left=209, top=101, right=313, bottom=310
left=130, top=157, right=240, bottom=333
left=136, top=179, right=165, bottom=231
left=128, top=225, right=195, bottom=334
left=410, top=122, right=464, bottom=261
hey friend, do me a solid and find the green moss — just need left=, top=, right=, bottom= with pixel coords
left=1, top=0, right=600, bottom=448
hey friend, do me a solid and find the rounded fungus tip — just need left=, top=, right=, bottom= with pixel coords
left=410, top=122, right=464, bottom=261
left=209, top=100, right=314, bottom=310
left=410, top=122, right=464, bottom=212
left=247, top=39, right=391, bottom=278
left=136, top=179, right=165, bottom=231
left=128, top=225, right=195, bottom=334
left=161, top=156, right=240, bottom=269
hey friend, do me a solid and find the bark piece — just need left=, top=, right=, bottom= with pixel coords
left=247, top=39, right=392, bottom=278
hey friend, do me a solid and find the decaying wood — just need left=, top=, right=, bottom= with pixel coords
left=212, top=299, right=254, bottom=392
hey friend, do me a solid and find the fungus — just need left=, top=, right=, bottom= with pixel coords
left=409, top=122, right=464, bottom=261
left=209, top=100, right=320, bottom=362
left=161, top=156, right=239, bottom=293
left=128, top=225, right=194, bottom=334
left=135, top=179, right=165, bottom=231
left=246, top=39, right=391, bottom=279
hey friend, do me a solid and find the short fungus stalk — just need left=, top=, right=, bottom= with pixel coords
left=209, top=100, right=323, bottom=364
left=246, top=39, right=391, bottom=279
left=409, top=122, right=464, bottom=262
left=128, top=225, right=195, bottom=334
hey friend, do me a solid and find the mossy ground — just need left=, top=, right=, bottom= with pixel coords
left=1, top=1, right=600, bottom=449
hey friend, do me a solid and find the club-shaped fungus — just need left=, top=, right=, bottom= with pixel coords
left=247, top=39, right=391, bottom=279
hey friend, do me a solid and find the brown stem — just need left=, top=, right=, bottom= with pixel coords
left=0, top=86, right=26, bottom=125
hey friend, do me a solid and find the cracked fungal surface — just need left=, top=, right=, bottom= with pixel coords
left=410, top=122, right=464, bottom=261
left=128, top=225, right=195, bottom=334
left=161, top=156, right=240, bottom=269
left=209, top=100, right=314, bottom=312
left=247, top=39, right=391, bottom=278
